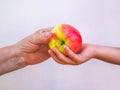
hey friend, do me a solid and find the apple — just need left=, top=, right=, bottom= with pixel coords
left=49, top=24, right=82, bottom=55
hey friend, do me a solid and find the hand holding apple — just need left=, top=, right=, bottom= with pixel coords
left=48, top=24, right=82, bottom=55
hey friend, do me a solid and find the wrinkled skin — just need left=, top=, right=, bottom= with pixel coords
left=16, top=28, right=52, bottom=65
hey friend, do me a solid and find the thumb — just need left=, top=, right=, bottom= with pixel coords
left=30, top=27, right=53, bottom=44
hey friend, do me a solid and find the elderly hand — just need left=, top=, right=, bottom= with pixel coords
left=16, top=28, right=52, bottom=65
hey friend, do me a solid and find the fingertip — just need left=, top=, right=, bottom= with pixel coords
left=44, top=32, right=53, bottom=43
left=63, top=45, right=67, bottom=48
left=48, top=49, right=53, bottom=55
left=52, top=47, right=58, bottom=53
left=63, top=45, right=68, bottom=50
left=63, top=45, right=76, bottom=58
left=48, top=49, right=51, bottom=54
left=63, top=45, right=71, bottom=53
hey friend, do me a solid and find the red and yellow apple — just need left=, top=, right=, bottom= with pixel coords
left=49, top=24, right=82, bottom=55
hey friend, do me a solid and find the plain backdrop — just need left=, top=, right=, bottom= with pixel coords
left=0, top=0, right=120, bottom=90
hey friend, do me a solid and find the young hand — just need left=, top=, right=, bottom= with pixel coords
left=48, top=44, right=96, bottom=65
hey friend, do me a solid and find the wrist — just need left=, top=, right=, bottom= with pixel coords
left=86, top=44, right=99, bottom=59
left=93, top=44, right=102, bottom=59
left=12, top=44, right=28, bottom=66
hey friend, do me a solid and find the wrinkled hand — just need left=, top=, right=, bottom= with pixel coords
left=48, top=44, right=96, bottom=65
left=16, top=28, right=52, bottom=65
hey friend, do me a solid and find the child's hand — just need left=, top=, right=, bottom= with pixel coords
left=48, top=44, right=96, bottom=65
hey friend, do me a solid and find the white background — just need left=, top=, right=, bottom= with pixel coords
left=0, top=0, right=120, bottom=90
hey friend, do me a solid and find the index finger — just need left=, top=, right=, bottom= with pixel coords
left=63, top=45, right=81, bottom=64
left=30, top=27, right=53, bottom=44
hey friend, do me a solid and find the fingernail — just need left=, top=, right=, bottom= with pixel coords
left=63, top=45, right=67, bottom=49
left=48, top=49, right=51, bottom=53
left=45, top=31, right=50, bottom=36
left=48, top=50, right=52, bottom=55
left=53, top=47, right=56, bottom=52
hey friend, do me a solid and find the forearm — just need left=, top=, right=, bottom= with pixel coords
left=0, top=45, right=16, bottom=63
left=95, top=45, right=120, bottom=65
left=0, top=56, right=27, bottom=75
left=0, top=45, right=27, bottom=75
